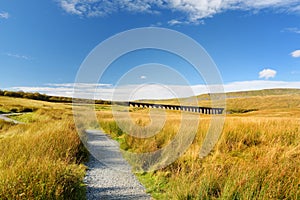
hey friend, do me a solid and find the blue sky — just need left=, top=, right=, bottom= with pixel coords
left=1, top=0, right=300, bottom=99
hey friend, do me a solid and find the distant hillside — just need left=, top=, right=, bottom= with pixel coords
left=220, top=88, right=300, bottom=98
left=141, top=88, right=300, bottom=103
left=198, top=88, right=300, bottom=115
left=138, top=88, right=300, bottom=115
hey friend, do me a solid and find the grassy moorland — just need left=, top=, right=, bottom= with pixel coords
left=97, top=89, right=300, bottom=199
left=1, top=89, right=299, bottom=199
left=0, top=96, right=88, bottom=199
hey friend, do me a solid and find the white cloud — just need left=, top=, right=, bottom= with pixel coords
left=288, top=4, right=300, bottom=12
left=140, top=75, right=147, bottom=79
left=60, top=0, right=83, bottom=15
left=222, top=80, right=300, bottom=92
left=168, top=19, right=183, bottom=26
left=291, top=50, right=300, bottom=58
left=9, top=83, right=114, bottom=100
left=167, top=19, right=204, bottom=26
left=283, top=27, right=300, bottom=34
left=6, top=53, right=30, bottom=60
left=47, top=83, right=112, bottom=87
left=0, top=11, right=9, bottom=19
left=259, top=69, right=277, bottom=79
left=57, top=0, right=300, bottom=24
left=6, top=80, right=300, bottom=100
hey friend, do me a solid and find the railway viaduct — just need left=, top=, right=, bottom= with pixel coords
left=116, top=102, right=224, bottom=115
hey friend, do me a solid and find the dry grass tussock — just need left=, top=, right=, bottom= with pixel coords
left=0, top=96, right=87, bottom=199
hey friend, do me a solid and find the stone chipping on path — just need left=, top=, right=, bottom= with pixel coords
left=84, top=130, right=151, bottom=200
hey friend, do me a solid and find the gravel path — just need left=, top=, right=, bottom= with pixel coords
left=0, top=113, right=25, bottom=124
left=84, top=130, right=151, bottom=200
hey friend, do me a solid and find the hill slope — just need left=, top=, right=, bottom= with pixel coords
left=139, top=88, right=300, bottom=116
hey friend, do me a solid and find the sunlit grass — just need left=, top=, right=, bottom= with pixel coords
left=0, top=97, right=87, bottom=199
left=96, top=92, right=300, bottom=199
left=1, top=89, right=299, bottom=199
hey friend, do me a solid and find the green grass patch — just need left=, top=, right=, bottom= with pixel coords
left=0, top=107, right=10, bottom=114
left=228, top=108, right=258, bottom=114
left=94, top=104, right=111, bottom=111
left=136, top=172, right=168, bottom=199
left=8, top=112, right=36, bottom=123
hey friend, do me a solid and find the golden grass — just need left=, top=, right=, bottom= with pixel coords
left=0, top=96, right=60, bottom=112
left=0, top=97, right=87, bottom=199
left=96, top=92, right=300, bottom=199
left=2, top=90, right=299, bottom=199
left=154, top=116, right=300, bottom=199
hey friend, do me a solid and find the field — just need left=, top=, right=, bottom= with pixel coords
left=97, top=89, right=300, bottom=199
left=1, top=89, right=300, bottom=199
left=0, top=96, right=88, bottom=199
